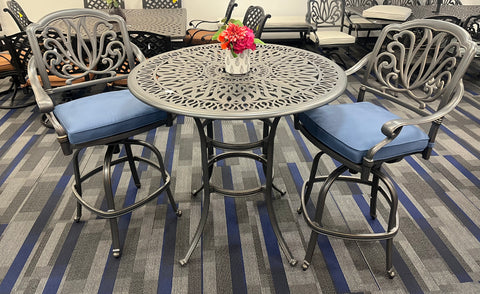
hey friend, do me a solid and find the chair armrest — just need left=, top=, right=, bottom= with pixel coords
left=345, top=53, right=371, bottom=76
left=380, top=81, right=464, bottom=138
left=27, top=58, right=54, bottom=113
left=189, top=19, right=220, bottom=29
left=130, top=42, right=146, bottom=63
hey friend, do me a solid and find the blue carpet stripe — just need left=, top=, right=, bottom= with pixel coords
left=444, top=155, right=480, bottom=196
left=157, top=205, right=179, bottom=294
left=455, top=106, right=480, bottom=125
left=98, top=127, right=160, bottom=293
left=0, top=109, right=15, bottom=124
left=0, top=169, right=73, bottom=293
left=406, top=157, right=480, bottom=244
left=439, top=124, right=480, bottom=159
left=353, top=194, right=423, bottom=293
left=0, top=134, right=39, bottom=186
left=398, top=158, right=474, bottom=283
left=287, top=162, right=350, bottom=293
left=0, top=224, right=6, bottom=237
left=0, top=111, right=37, bottom=158
left=222, top=167, right=248, bottom=294
left=283, top=116, right=313, bottom=162
left=42, top=222, right=85, bottom=294
left=256, top=201, right=290, bottom=294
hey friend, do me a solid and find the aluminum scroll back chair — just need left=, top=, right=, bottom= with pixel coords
left=3, top=0, right=32, bottom=32
left=84, top=0, right=125, bottom=9
left=295, top=19, right=476, bottom=278
left=242, top=5, right=271, bottom=39
left=26, top=8, right=182, bottom=258
left=344, top=0, right=383, bottom=44
left=183, top=0, right=238, bottom=46
left=143, top=0, right=182, bottom=9
left=0, top=32, right=35, bottom=109
left=306, top=0, right=356, bottom=69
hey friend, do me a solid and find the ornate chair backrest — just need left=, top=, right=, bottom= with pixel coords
left=426, top=15, right=462, bottom=25
left=26, top=9, right=139, bottom=94
left=382, top=0, right=420, bottom=5
left=142, top=0, right=182, bottom=9
left=425, top=0, right=462, bottom=4
left=3, top=31, right=32, bottom=84
left=242, top=6, right=271, bottom=39
left=463, top=14, right=480, bottom=41
left=224, top=0, right=238, bottom=24
left=83, top=0, right=125, bottom=9
left=4, top=0, right=33, bottom=31
left=306, top=0, right=348, bottom=29
left=345, top=0, right=378, bottom=7
left=359, top=19, right=476, bottom=158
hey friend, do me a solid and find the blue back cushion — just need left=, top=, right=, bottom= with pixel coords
left=54, top=89, right=168, bottom=145
left=297, top=102, right=430, bottom=163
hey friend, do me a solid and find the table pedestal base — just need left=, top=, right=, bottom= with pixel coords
left=179, top=117, right=297, bottom=267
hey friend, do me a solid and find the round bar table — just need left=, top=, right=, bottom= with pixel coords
left=128, top=43, right=347, bottom=266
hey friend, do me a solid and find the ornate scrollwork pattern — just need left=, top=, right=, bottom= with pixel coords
left=373, top=27, right=462, bottom=105
left=345, top=0, right=377, bottom=7
left=36, top=16, right=127, bottom=84
left=130, top=44, right=345, bottom=119
left=309, top=0, right=342, bottom=26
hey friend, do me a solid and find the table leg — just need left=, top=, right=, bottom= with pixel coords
left=180, top=117, right=296, bottom=266
left=179, top=118, right=212, bottom=266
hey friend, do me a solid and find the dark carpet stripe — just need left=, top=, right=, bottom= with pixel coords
left=353, top=194, right=423, bottom=293
left=157, top=205, right=180, bottom=294
left=406, top=157, right=480, bottom=244
left=0, top=224, right=6, bottom=237
left=444, top=155, right=480, bottom=190
left=0, top=169, right=73, bottom=293
left=283, top=116, right=313, bottom=162
left=256, top=201, right=290, bottom=294
left=393, top=164, right=473, bottom=283
left=222, top=168, right=248, bottom=294
left=0, top=111, right=37, bottom=158
left=0, top=135, right=39, bottom=186
left=42, top=222, right=85, bottom=294
left=287, top=162, right=350, bottom=293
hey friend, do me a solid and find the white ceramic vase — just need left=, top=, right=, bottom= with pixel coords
left=224, top=49, right=251, bottom=75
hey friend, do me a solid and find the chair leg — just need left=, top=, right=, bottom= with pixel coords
left=104, top=145, right=121, bottom=257
left=297, top=151, right=324, bottom=214
left=124, top=143, right=141, bottom=188
left=370, top=173, right=379, bottom=219
left=302, top=230, right=319, bottom=270
left=72, top=150, right=83, bottom=223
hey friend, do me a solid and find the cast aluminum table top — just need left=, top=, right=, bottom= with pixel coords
left=128, top=43, right=347, bottom=119
left=109, top=8, right=187, bottom=39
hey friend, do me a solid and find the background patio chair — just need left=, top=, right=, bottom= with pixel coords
left=26, top=8, right=182, bottom=258
left=183, top=0, right=238, bottom=46
left=142, top=0, right=182, bottom=9
left=295, top=19, right=476, bottom=278
left=3, top=0, right=33, bottom=31
left=306, top=0, right=356, bottom=68
left=83, top=0, right=125, bottom=9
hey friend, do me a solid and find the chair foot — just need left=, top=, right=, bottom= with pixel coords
left=289, top=259, right=298, bottom=266
left=297, top=206, right=303, bottom=214
left=370, top=213, right=377, bottom=219
left=73, top=216, right=81, bottom=223
left=302, top=260, right=310, bottom=271
left=112, top=248, right=121, bottom=258
left=176, top=210, right=182, bottom=217
left=387, top=269, right=395, bottom=279
left=179, top=258, right=187, bottom=266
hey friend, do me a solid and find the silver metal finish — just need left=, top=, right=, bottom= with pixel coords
left=129, top=43, right=347, bottom=266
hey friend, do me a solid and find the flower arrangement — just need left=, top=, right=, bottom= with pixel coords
left=212, top=19, right=264, bottom=57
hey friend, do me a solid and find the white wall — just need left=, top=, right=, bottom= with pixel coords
left=0, top=0, right=309, bottom=35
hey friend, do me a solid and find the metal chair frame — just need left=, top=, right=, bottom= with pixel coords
left=26, top=8, right=181, bottom=258
left=3, top=0, right=33, bottom=31
left=295, top=19, right=477, bottom=278
left=142, top=0, right=182, bottom=9
left=83, top=0, right=125, bottom=9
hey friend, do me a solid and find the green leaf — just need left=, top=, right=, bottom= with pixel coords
left=253, top=38, right=265, bottom=45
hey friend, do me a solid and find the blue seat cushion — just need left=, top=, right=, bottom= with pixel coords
left=297, top=102, right=430, bottom=164
left=53, top=89, right=168, bottom=145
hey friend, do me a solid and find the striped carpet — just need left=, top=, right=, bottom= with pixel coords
left=0, top=44, right=479, bottom=294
